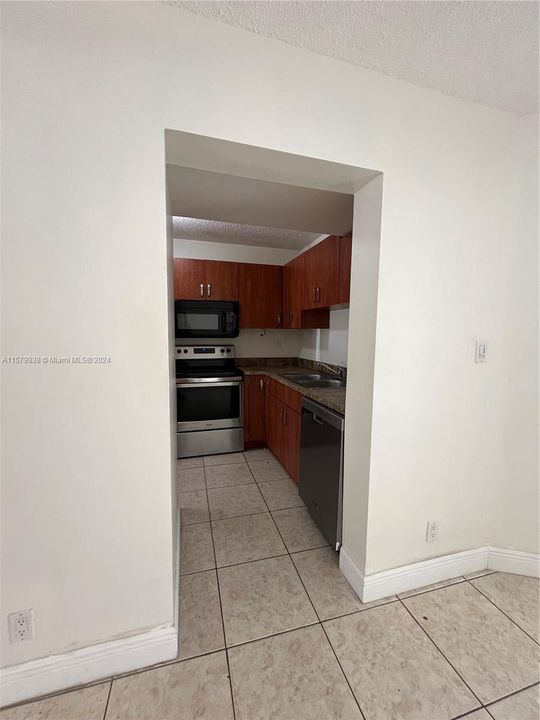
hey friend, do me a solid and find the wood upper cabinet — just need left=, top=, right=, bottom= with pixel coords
left=205, top=260, right=239, bottom=301
left=244, top=375, right=266, bottom=444
left=338, top=233, right=352, bottom=305
left=173, top=258, right=206, bottom=300
left=283, top=256, right=302, bottom=329
left=239, top=264, right=283, bottom=328
left=173, top=258, right=238, bottom=301
left=303, top=235, right=340, bottom=309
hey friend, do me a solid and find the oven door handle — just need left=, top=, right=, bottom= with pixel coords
left=176, top=379, right=243, bottom=387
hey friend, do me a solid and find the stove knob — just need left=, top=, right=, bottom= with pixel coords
left=220, top=348, right=225, bottom=353
left=226, top=349, right=231, bottom=353
left=183, top=349, right=188, bottom=354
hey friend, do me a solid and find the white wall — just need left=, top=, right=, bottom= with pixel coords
left=2, top=1, right=537, bottom=675
left=299, top=309, right=349, bottom=367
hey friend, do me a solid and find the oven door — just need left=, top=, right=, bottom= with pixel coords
left=176, top=381, right=243, bottom=432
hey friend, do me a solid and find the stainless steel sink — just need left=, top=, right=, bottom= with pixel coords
left=281, top=373, right=324, bottom=382
left=281, top=373, right=346, bottom=390
left=301, top=379, right=346, bottom=389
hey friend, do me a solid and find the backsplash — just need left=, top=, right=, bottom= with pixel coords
left=176, top=329, right=300, bottom=358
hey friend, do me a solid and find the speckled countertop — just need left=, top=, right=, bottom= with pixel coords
left=240, top=364, right=346, bottom=415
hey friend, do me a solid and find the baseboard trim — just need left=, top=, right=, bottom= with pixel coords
left=487, top=545, right=540, bottom=576
left=340, top=545, right=540, bottom=604
left=0, top=625, right=178, bottom=708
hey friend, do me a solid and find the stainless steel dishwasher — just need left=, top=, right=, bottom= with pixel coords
left=298, top=397, right=344, bottom=551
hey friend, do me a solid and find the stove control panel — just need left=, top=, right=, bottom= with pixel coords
left=175, top=345, right=235, bottom=359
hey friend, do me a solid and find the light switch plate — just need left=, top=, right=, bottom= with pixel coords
left=475, top=341, right=487, bottom=363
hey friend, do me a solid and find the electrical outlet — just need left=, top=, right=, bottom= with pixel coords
left=426, top=521, right=439, bottom=543
left=8, top=609, right=35, bottom=642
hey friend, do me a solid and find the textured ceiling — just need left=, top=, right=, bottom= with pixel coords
left=173, top=217, right=321, bottom=249
left=174, top=1, right=539, bottom=114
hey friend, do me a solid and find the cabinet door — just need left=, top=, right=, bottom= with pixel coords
left=265, top=393, right=281, bottom=459
left=302, top=246, right=318, bottom=310
left=244, top=375, right=266, bottom=444
left=316, top=235, right=340, bottom=307
left=302, top=236, right=340, bottom=308
left=173, top=258, right=205, bottom=300
left=283, top=256, right=303, bottom=328
left=283, top=408, right=301, bottom=483
left=239, top=264, right=283, bottom=328
left=205, top=260, right=239, bottom=301
left=338, top=233, right=352, bottom=304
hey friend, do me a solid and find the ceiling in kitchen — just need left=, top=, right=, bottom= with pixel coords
left=173, top=217, right=321, bottom=250
left=167, top=165, right=354, bottom=236
left=173, top=1, right=539, bottom=114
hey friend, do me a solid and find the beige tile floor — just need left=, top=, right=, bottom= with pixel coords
left=2, top=450, right=539, bottom=720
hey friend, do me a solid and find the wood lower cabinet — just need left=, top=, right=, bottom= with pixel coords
left=239, top=264, right=283, bottom=328
left=173, top=258, right=238, bottom=300
left=264, top=379, right=301, bottom=483
left=244, top=375, right=266, bottom=444
left=282, top=405, right=301, bottom=481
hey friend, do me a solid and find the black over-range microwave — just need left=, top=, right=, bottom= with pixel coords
left=174, top=300, right=240, bottom=338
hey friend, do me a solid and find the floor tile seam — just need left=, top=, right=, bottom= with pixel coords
left=205, top=480, right=257, bottom=491
left=483, top=680, right=540, bottom=708
left=224, top=620, right=322, bottom=651
left=203, top=465, right=237, bottom=720
left=464, top=579, right=540, bottom=647
left=449, top=707, right=486, bottom=720
left=0, top=679, right=113, bottom=715
left=214, top=551, right=290, bottom=572
left=285, top=542, right=368, bottom=720
left=396, top=577, right=468, bottom=600
left=397, top=597, right=484, bottom=708
left=203, top=460, right=248, bottom=469
left=101, top=678, right=113, bottom=720
left=266, top=495, right=368, bottom=720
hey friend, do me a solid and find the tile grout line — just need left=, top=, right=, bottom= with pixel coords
left=254, top=461, right=369, bottom=720
left=464, top=578, right=540, bottom=647
left=101, top=680, right=113, bottom=720
left=398, top=598, right=486, bottom=711
left=201, top=463, right=237, bottom=720
left=484, top=680, right=540, bottom=709
left=396, top=577, right=467, bottom=600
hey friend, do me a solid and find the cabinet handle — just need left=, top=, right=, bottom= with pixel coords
left=207, top=284, right=211, bottom=297
left=312, top=288, right=316, bottom=303
left=200, top=283, right=204, bottom=297
left=316, top=287, right=321, bottom=303
left=259, top=379, right=264, bottom=391
left=277, top=313, right=281, bottom=326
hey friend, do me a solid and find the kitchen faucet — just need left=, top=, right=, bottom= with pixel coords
left=317, top=362, right=345, bottom=379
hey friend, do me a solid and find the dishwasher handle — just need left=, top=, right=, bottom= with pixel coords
left=313, top=414, right=324, bottom=425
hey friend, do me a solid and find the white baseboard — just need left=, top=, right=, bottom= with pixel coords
left=487, top=545, right=540, bottom=576
left=0, top=625, right=178, bottom=708
left=340, top=545, right=540, bottom=604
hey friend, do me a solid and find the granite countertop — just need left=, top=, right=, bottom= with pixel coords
left=241, top=364, right=346, bottom=415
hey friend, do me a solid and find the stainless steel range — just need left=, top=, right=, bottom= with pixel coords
left=175, top=345, right=244, bottom=458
